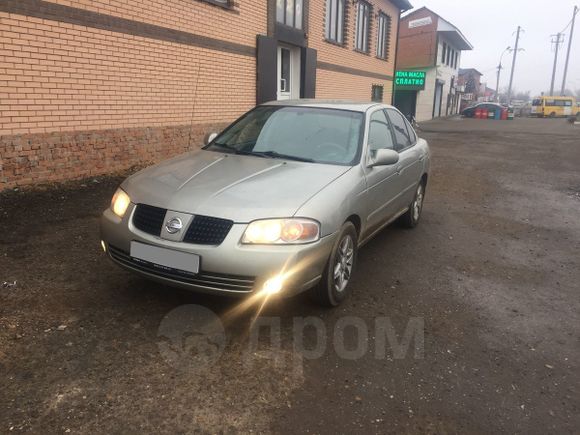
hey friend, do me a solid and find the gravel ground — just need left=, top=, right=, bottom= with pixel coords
left=1, top=117, right=579, bottom=434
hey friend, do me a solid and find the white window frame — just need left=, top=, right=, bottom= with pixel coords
left=376, top=12, right=390, bottom=60
left=325, top=0, right=345, bottom=44
left=276, top=0, right=304, bottom=30
left=355, top=0, right=371, bottom=53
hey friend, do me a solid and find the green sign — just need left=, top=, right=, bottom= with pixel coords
left=395, top=70, right=426, bottom=90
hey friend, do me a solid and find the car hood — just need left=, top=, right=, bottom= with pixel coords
left=122, top=150, right=352, bottom=222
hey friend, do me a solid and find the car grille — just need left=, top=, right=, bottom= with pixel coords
left=108, top=245, right=255, bottom=292
left=132, top=204, right=233, bottom=245
left=183, top=215, right=234, bottom=245
left=133, top=204, right=166, bottom=236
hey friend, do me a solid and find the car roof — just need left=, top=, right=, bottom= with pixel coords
left=262, top=99, right=392, bottom=113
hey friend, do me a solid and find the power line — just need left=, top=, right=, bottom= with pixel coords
left=559, top=5, right=579, bottom=34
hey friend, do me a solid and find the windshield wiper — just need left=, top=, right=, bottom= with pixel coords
left=210, top=143, right=270, bottom=158
left=249, top=151, right=315, bottom=163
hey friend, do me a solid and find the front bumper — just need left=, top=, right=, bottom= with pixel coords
left=100, top=204, right=337, bottom=297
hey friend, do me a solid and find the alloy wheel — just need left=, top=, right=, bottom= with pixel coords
left=413, top=184, right=424, bottom=222
left=333, top=235, right=354, bottom=292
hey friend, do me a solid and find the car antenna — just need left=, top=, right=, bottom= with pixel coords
left=187, top=62, right=202, bottom=150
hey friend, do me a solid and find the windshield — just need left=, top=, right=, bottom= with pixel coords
left=532, top=99, right=542, bottom=106
left=205, top=106, right=365, bottom=166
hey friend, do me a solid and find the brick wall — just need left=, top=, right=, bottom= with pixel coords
left=311, top=0, right=399, bottom=102
left=0, top=122, right=228, bottom=186
left=396, top=9, right=438, bottom=69
left=0, top=0, right=405, bottom=191
left=0, top=0, right=264, bottom=190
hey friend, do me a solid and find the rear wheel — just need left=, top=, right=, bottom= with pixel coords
left=549, top=112, right=556, bottom=118
left=313, top=222, right=358, bottom=307
left=399, top=181, right=426, bottom=228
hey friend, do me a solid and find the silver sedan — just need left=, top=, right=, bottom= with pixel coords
left=100, top=100, right=430, bottom=306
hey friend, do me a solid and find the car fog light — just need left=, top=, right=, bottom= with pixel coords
left=101, top=240, right=107, bottom=253
left=263, top=275, right=284, bottom=295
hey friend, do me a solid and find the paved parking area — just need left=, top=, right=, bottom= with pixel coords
left=1, top=117, right=579, bottom=434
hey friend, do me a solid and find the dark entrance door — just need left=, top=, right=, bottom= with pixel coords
left=394, top=90, right=417, bottom=121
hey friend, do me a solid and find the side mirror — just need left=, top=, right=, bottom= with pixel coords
left=204, top=132, right=218, bottom=145
left=368, top=149, right=399, bottom=167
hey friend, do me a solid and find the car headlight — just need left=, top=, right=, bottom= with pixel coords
left=241, top=218, right=320, bottom=244
left=111, top=188, right=131, bottom=218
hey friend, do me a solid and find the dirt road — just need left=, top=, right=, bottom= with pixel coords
left=1, top=117, right=579, bottom=434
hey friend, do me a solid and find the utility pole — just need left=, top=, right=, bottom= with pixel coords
left=507, top=26, right=522, bottom=104
left=561, top=5, right=578, bottom=95
left=496, top=46, right=511, bottom=102
left=496, top=65, right=502, bottom=102
left=550, top=33, right=564, bottom=95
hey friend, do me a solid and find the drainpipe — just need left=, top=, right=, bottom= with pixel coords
left=391, top=10, right=402, bottom=106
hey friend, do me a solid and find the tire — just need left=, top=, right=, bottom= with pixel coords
left=313, top=222, right=358, bottom=307
left=549, top=112, right=556, bottom=118
left=399, top=181, right=426, bottom=229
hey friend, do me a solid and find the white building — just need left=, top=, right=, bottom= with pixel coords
left=394, top=7, right=473, bottom=121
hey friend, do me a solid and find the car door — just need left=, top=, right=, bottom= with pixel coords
left=363, top=109, right=401, bottom=232
left=386, top=108, right=423, bottom=209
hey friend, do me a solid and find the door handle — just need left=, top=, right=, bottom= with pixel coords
left=396, top=165, right=403, bottom=174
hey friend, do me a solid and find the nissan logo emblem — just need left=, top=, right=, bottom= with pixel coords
left=165, top=217, right=183, bottom=234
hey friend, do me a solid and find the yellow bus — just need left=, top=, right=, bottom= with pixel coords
left=531, top=96, right=578, bottom=118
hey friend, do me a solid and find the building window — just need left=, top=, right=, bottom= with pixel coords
left=325, top=0, right=345, bottom=44
left=376, top=12, right=391, bottom=60
left=371, top=84, right=384, bottom=102
left=276, top=0, right=304, bottom=29
left=454, top=51, right=459, bottom=69
left=199, top=0, right=233, bottom=9
left=355, top=0, right=371, bottom=53
left=446, top=48, right=451, bottom=66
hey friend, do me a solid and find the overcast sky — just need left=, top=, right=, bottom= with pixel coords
left=407, top=0, right=580, bottom=96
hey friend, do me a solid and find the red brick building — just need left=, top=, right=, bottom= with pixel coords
left=393, top=7, right=472, bottom=121
left=0, top=0, right=411, bottom=190
left=457, top=68, right=483, bottom=110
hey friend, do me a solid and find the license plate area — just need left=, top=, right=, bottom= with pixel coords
left=130, top=241, right=200, bottom=275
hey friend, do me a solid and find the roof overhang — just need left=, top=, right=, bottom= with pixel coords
left=437, top=17, right=473, bottom=50
left=391, top=0, right=413, bottom=12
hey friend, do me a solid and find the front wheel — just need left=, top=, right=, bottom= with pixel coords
left=399, top=181, right=426, bottom=228
left=313, top=222, right=358, bottom=307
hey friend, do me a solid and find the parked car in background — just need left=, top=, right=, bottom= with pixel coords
left=531, top=96, right=578, bottom=118
left=100, top=100, right=431, bottom=307
left=461, top=102, right=504, bottom=118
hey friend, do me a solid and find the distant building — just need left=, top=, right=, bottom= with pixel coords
left=483, top=86, right=496, bottom=102
left=457, top=68, right=483, bottom=110
left=394, top=7, right=473, bottom=121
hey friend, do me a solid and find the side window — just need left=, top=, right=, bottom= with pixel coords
left=368, top=110, right=395, bottom=153
left=404, top=117, right=417, bottom=144
left=386, top=109, right=412, bottom=150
